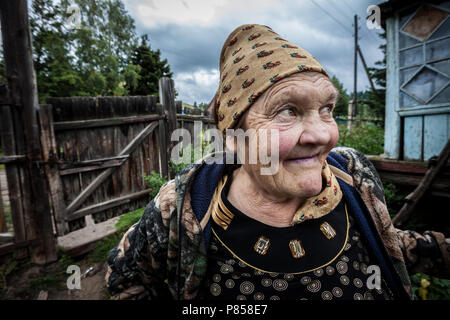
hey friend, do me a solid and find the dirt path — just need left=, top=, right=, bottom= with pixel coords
left=48, top=261, right=110, bottom=300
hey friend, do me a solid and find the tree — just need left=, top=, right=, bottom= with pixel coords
left=126, top=35, right=173, bottom=96
left=30, top=0, right=83, bottom=101
left=330, top=75, right=350, bottom=117
left=29, top=0, right=140, bottom=100
left=366, top=31, right=387, bottom=120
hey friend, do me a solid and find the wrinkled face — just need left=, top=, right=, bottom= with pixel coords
left=234, top=71, right=339, bottom=199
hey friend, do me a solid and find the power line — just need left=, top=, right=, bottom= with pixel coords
left=341, top=0, right=355, bottom=13
left=309, top=0, right=353, bottom=35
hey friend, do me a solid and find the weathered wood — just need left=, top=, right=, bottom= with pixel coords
left=0, top=155, right=26, bottom=164
left=158, top=118, right=169, bottom=178
left=0, top=0, right=57, bottom=263
left=0, top=232, right=14, bottom=244
left=38, top=105, right=69, bottom=236
left=159, top=78, right=177, bottom=179
left=53, top=114, right=164, bottom=131
left=378, top=171, right=450, bottom=190
left=0, top=106, right=26, bottom=243
left=403, top=116, right=424, bottom=160
left=68, top=188, right=152, bottom=221
left=424, top=114, right=449, bottom=161
left=0, top=240, right=31, bottom=256
left=59, top=159, right=127, bottom=176
left=0, top=191, right=6, bottom=233
left=58, top=155, right=129, bottom=169
left=393, top=139, right=450, bottom=227
left=64, top=121, right=159, bottom=215
left=177, top=114, right=215, bottom=123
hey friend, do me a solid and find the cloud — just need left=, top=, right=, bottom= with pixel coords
left=174, top=68, right=219, bottom=104
left=123, top=0, right=386, bottom=104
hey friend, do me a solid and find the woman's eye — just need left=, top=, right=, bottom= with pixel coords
left=278, top=108, right=296, bottom=117
left=320, top=105, right=333, bottom=116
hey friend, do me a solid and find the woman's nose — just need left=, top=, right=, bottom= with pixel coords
left=298, top=117, right=331, bottom=146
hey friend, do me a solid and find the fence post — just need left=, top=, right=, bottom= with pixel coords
left=158, top=78, right=177, bottom=179
left=347, top=99, right=355, bottom=131
left=38, top=105, right=69, bottom=236
left=0, top=0, right=57, bottom=263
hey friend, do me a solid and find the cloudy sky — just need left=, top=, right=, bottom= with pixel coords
left=122, top=0, right=386, bottom=105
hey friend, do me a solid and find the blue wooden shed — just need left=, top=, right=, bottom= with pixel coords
left=380, top=0, right=450, bottom=160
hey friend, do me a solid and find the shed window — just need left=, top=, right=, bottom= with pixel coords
left=398, top=3, right=450, bottom=107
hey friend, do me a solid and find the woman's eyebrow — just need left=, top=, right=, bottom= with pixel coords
left=325, top=90, right=338, bottom=103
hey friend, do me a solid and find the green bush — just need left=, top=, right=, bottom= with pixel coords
left=337, top=124, right=384, bottom=155
left=143, top=171, right=168, bottom=199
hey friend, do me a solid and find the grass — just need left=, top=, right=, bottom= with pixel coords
left=87, top=207, right=145, bottom=264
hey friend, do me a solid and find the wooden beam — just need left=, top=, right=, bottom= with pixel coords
left=0, top=106, right=26, bottom=243
left=58, top=155, right=129, bottom=169
left=0, top=155, right=26, bottom=164
left=68, top=188, right=152, bottom=221
left=0, top=0, right=57, bottom=263
left=176, top=114, right=215, bottom=123
left=159, top=78, right=177, bottom=180
left=64, top=121, right=159, bottom=216
left=393, top=139, right=450, bottom=227
left=59, top=158, right=127, bottom=176
left=38, top=105, right=69, bottom=236
left=53, top=114, right=164, bottom=131
left=0, top=192, right=7, bottom=232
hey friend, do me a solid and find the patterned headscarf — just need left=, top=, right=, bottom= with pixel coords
left=214, top=24, right=328, bottom=134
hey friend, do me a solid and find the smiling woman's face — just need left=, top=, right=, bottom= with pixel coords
left=237, top=71, right=339, bottom=200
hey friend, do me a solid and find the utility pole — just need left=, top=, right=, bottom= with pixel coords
left=353, top=15, right=358, bottom=119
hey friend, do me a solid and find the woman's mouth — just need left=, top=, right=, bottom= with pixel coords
left=284, top=153, right=320, bottom=165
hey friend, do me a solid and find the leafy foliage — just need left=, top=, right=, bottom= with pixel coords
left=28, top=0, right=172, bottom=101
left=337, top=123, right=384, bottom=155
left=143, top=171, right=168, bottom=199
left=330, top=75, right=350, bottom=117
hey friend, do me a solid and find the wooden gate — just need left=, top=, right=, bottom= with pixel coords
left=40, top=96, right=166, bottom=236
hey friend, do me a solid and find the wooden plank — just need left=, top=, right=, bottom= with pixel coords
left=393, top=139, right=450, bottom=226
left=158, top=118, right=169, bottom=178
left=384, top=16, right=401, bottom=159
left=53, top=114, right=164, bottom=131
left=38, top=105, right=69, bottom=236
left=58, top=155, right=129, bottom=169
left=0, top=0, right=57, bottom=263
left=59, top=158, right=127, bottom=176
left=378, top=171, right=450, bottom=190
left=65, top=121, right=159, bottom=215
left=403, top=116, right=423, bottom=160
left=159, top=78, right=177, bottom=179
left=424, top=114, right=449, bottom=160
left=0, top=190, right=7, bottom=233
left=177, top=114, right=215, bottom=123
left=0, top=155, right=26, bottom=164
left=0, top=232, right=14, bottom=244
left=0, top=93, right=26, bottom=244
left=68, top=188, right=151, bottom=221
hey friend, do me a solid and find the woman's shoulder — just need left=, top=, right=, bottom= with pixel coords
left=331, top=146, right=385, bottom=202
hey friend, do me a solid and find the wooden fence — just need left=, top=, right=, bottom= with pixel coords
left=0, top=76, right=215, bottom=260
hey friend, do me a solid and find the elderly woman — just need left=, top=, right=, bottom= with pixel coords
left=105, top=24, right=449, bottom=300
